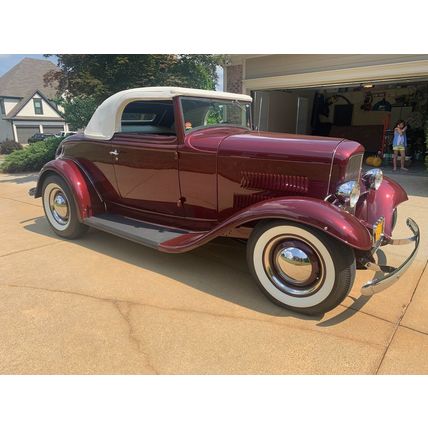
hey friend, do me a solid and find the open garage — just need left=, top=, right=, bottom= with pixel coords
left=226, top=55, right=428, bottom=172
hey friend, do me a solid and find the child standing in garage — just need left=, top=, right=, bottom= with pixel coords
left=392, top=120, right=408, bottom=171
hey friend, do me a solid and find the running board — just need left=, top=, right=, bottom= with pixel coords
left=83, top=214, right=189, bottom=250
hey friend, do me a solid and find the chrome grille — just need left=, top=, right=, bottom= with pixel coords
left=344, top=154, right=363, bottom=182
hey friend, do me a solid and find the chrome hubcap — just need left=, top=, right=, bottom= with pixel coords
left=263, top=236, right=324, bottom=297
left=49, top=188, right=69, bottom=226
left=275, top=246, right=313, bottom=283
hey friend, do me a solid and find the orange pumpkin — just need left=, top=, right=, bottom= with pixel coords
left=372, top=156, right=382, bottom=167
left=365, top=156, right=374, bottom=166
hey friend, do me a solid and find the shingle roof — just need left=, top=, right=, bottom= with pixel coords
left=0, top=57, right=59, bottom=99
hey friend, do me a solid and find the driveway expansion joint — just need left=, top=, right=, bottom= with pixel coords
left=0, top=241, right=63, bottom=258
left=375, top=259, right=428, bottom=374
left=0, top=194, right=41, bottom=208
left=0, top=283, right=390, bottom=349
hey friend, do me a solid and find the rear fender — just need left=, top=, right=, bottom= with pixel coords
left=35, top=159, right=103, bottom=221
left=161, top=197, right=372, bottom=253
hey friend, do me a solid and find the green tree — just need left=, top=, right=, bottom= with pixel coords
left=54, top=96, right=98, bottom=131
left=44, top=54, right=224, bottom=128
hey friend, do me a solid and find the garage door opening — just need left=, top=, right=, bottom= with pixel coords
left=252, top=80, right=428, bottom=173
left=15, top=126, right=40, bottom=144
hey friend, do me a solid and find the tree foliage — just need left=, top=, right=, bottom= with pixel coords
left=55, top=96, right=99, bottom=131
left=44, top=54, right=224, bottom=128
left=45, top=54, right=224, bottom=129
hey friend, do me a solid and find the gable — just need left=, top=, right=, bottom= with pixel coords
left=16, top=93, right=61, bottom=118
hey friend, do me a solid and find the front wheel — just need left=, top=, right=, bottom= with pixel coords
left=247, top=221, right=356, bottom=315
left=42, top=174, right=89, bottom=239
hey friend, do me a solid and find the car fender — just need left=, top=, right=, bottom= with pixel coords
left=160, top=196, right=372, bottom=253
left=356, top=176, right=408, bottom=237
left=35, top=158, right=103, bottom=221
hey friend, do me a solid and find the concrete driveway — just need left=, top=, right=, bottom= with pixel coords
left=0, top=171, right=427, bottom=374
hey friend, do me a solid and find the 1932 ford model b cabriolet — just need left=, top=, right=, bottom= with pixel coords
left=30, top=87, right=420, bottom=315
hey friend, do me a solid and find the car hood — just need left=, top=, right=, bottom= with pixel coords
left=218, top=130, right=344, bottom=162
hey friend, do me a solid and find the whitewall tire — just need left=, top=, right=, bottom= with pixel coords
left=42, top=175, right=88, bottom=239
left=247, top=221, right=356, bottom=315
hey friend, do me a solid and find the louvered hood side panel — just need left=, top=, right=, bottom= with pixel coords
left=217, top=131, right=340, bottom=220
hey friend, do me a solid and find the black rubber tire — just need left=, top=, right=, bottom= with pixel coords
left=42, top=174, right=89, bottom=239
left=246, top=220, right=356, bottom=316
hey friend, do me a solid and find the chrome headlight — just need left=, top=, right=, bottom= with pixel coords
left=363, top=168, right=383, bottom=190
left=336, top=180, right=360, bottom=208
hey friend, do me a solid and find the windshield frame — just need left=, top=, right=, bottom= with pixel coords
left=179, top=96, right=253, bottom=134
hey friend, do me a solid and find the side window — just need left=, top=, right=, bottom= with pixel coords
left=33, top=98, right=43, bottom=115
left=120, top=100, right=176, bottom=135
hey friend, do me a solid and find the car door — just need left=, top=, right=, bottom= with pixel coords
left=110, top=100, right=184, bottom=217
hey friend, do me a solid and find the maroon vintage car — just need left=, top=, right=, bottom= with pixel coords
left=29, top=87, right=420, bottom=315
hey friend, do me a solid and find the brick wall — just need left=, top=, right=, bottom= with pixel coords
left=226, top=65, right=243, bottom=94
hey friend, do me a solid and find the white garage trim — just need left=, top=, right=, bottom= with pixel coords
left=12, top=123, right=18, bottom=142
left=243, top=60, right=428, bottom=91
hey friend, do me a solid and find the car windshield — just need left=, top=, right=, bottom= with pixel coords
left=180, top=97, right=252, bottom=132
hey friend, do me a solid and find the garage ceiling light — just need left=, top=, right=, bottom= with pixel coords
left=363, top=84, right=374, bottom=88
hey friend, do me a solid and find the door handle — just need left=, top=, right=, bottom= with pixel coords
left=109, top=149, right=119, bottom=156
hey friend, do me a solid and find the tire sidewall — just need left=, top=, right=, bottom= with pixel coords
left=247, top=221, right=355, bottom=314
left=42, top=175, right=84, bottom=238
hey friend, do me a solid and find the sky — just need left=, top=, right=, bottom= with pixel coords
left=0, top=54, right=224, bottom=89
left=0, top=54, right=57, bottom=77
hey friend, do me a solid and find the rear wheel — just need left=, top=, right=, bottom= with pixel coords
left=247, top=221, right=356, bottom=315
left=42, top=175, right=88, bottom=239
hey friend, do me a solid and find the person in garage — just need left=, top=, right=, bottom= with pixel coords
left=392, top=120, right=408, bottom=171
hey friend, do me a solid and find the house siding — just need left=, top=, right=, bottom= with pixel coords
left=3, top=98, right=20, bottom=115
left=244, top=54, right=428, bottom=80
left=0, top=118, right=14, bottom=141
left=226, top=54, right=428, bottom=94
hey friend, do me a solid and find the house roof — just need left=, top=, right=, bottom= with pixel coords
left=0, top=58, right=59, bottom=99
left=84, top=87, right=253, bottom=140
left=5, top=89, right=64, bottom=120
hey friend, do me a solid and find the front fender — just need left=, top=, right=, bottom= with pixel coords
left=161, top=196, right=372, bottom=253
left=35, top=159, right=103, bottom=221
left=355, top=176, right=408, bottom=237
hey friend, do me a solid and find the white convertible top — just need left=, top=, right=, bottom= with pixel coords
left=84, top=87, right=253, bottom=140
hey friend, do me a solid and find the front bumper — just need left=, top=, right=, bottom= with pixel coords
left=360, top=218, right=420, bottom=296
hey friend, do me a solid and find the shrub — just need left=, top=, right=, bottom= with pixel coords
left=0, top=136, right=64, bottom=173
left=0, top=139, right=23, bottom=155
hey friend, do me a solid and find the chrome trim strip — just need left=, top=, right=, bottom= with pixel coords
left=326, top=140, right=342, bottom=198
left=360, top=218, right=420, bottom=296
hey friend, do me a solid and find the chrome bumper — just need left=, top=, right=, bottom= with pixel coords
left=360, top=218, right=420, bottom=296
